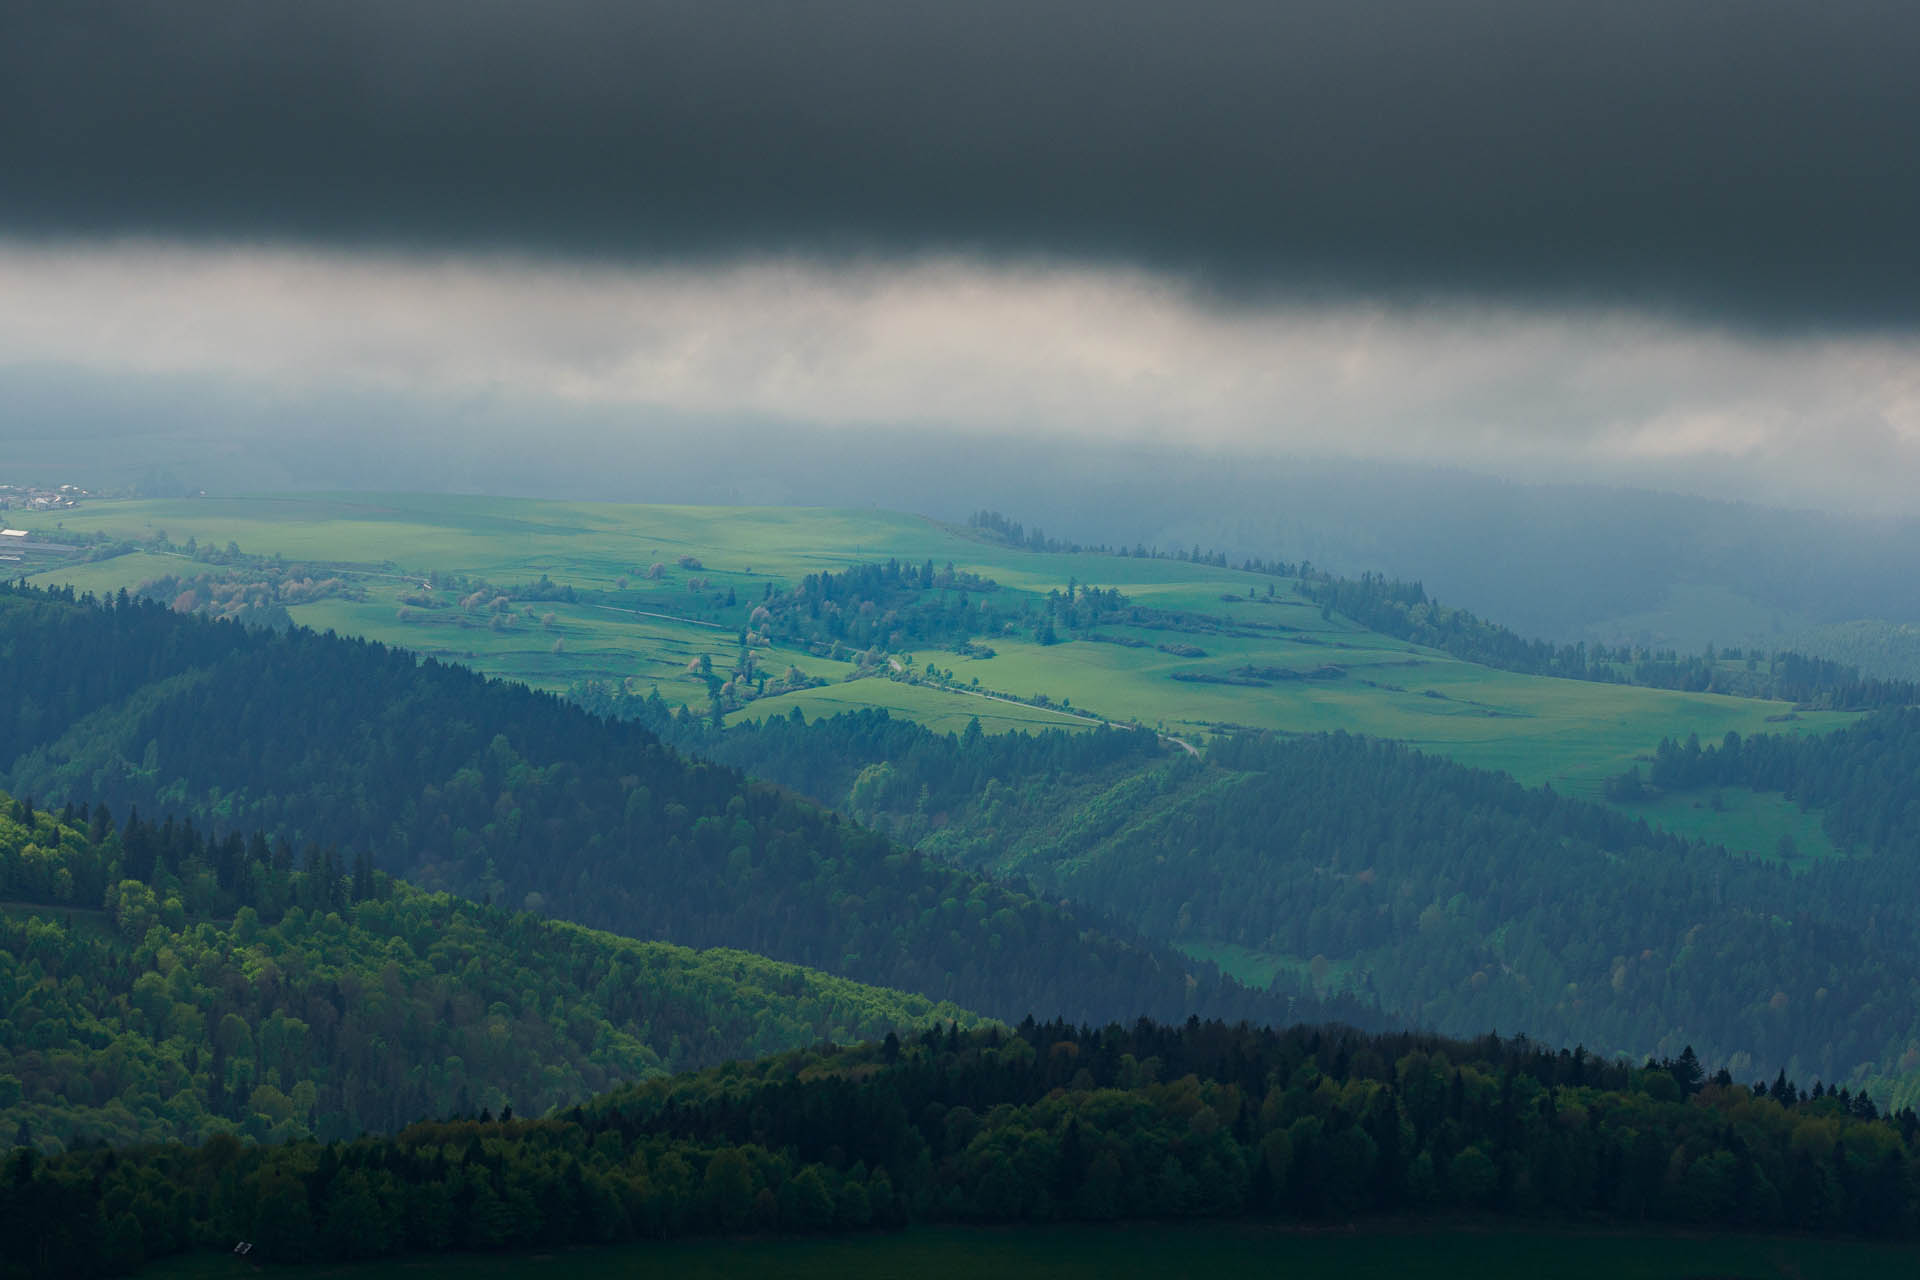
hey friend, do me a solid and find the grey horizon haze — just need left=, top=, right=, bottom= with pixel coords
left=2, top=0, right=1918, bottom=528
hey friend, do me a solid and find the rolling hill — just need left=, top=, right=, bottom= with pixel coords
left=583, top=692, right=1920, bottom=1100
left=10, top=1017, right=1918, bottom=1276
left=0, top=584, right=1313, bottom=1032
left=0, top=793, right=980, bottom=1152
left=9, top=492, right=1861, bottom=812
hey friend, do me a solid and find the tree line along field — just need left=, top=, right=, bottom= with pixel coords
left=137, top=1223, right=1920, bottom=1280
left=13, top=492, right=1858, bottom=852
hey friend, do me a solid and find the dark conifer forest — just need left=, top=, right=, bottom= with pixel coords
left=0, top=584, right=1307, bottom=1031
left=568, top=684, right=1920, bottom=1101
left=9, top=1018, right=1920, bottom=1276
left=1645, top=712, right=1920, bottom=856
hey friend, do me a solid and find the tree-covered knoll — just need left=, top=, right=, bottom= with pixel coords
left=572, top=692, right=1920, bottom=1101
left=11, top=1018, right=1920, bottom=1276
left=756, top=558, right=1008, bottom=651
left=0, top=583, right=1304, bottom=1031
left=0, top=794, right=981, bottom=1153
left=739, top=556, right=1139, bottom=660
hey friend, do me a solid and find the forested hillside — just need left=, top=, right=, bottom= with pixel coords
left=573, top=688, right=1920, bottom=1099
left=1788, top=620, right=1920, bottom=682
left=0, top=795, right=979, bottom=1151
left=566, top=685, right=1168, bottom=843
left=12, top=1018, right=1919, bottom=1276
left=0, top=584, right=1312, bottom=1030
left=1001, top=731, right=1920, bottom=1094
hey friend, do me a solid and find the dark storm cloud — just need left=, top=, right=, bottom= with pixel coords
left=3, top=0, right=1917, bottom=327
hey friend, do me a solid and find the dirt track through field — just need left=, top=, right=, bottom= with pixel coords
left=899, top=663, right=1201, bottom=757
left=592, top=603, right=729, bottom=629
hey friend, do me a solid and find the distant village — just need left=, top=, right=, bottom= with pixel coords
left=0, top=481, right=89, bottom=513
left=0, top=482, right=90, bottom=564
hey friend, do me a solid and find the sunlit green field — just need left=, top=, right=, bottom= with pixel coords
left=142, top=1223, right=1920, bottom=1280
left=1608, top=785, right=1845, bottom=865
left=1175, top=940, right=1360, bottom=994
left=17, top=493, right=1856, bottom=805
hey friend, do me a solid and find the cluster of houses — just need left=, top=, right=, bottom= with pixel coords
left=0, top=481, right=88, bottom=512
left=0, top=483, right=89, bottom=565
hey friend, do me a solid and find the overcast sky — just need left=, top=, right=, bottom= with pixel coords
left=3, top=2, right=1917, bottom=513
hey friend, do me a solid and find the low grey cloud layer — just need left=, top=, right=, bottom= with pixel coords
left=4, top=1, right=1918, bottom=328
left=3, top=242, right=1915, bottom=512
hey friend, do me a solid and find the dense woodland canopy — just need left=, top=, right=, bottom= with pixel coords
left=0, top=795, right=978, bottom=1151
left=9, top=1018, right=1919, bottom=1277
left=565, top=690, right=1165, bottom=835
left=0, top=583, right=1309, bottom=1032
left=757, top=559, right=1010, bottom=652
left=748, top=557, right=1135, bottom=655
left=577, top=690, right=1920, bottom=1103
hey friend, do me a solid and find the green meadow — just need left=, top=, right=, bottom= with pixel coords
left=1175, top=941, right=1360, bottom=995
left=143, top=1223, right=1920, bottom=1280
left=17, top=493, right=1856, bottom=810
left=1607, top=785, right=1846, bottom=866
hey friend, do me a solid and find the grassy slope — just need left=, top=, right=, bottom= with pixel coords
left=1608, top=786, right=1844, bottom=866
left=143, top=1223, right=1920, bottom=1280
left=18, top=492, right=1856, bottom=818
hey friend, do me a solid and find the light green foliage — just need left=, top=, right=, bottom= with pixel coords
left=0, top=797, right=981, bottom=1153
